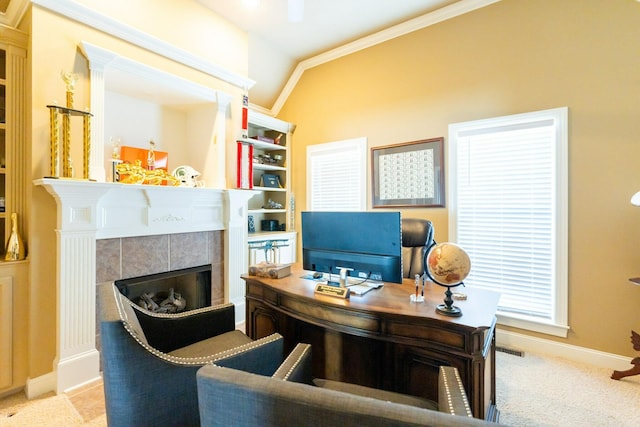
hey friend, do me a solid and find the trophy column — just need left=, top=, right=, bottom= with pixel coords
left=47, top=71, right=93, bottom=179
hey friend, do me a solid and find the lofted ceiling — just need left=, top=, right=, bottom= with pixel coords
left=196, top=0, right=464, bottom=110
left=2, top=0, right=496, bottom=112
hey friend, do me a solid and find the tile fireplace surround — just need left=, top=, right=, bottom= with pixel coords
left=34, top=178, right=255, bottom=395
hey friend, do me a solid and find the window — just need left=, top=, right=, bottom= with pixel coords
left=449, top=108, right=568, bottom=337
left=307, top=137, right=367, bottom=211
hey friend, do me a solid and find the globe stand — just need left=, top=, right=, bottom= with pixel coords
left=423, top=241, right=469, bottom=318
left=436, top=285, right=463, bottom=317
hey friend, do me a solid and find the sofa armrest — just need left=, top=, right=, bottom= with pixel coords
left=131, top=301, right=236, bottom=352
left=212, top=333, right=284, bottom=376
left=272, top=343, right=313, bottom=384
left=438, top=366, right=473, bottom=417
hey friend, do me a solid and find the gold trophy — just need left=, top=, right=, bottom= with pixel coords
left=47, top=71, right=93, bottom=179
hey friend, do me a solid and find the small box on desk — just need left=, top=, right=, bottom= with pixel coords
left=249, top=262, right=291, bottom=279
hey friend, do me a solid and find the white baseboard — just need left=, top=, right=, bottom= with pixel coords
left=25, top=372, right=56, bottom=399
left=496, top=328, right=632, bottom=371
left=232, top=297, right=246, bottom=326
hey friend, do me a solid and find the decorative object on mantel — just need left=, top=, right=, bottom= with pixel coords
left=172, top=165, right=203, bottom=187
left=147, top=140, right=156, bottom=170
left=119, top=145, right=168, bottom=171
left=424, top=242, right=471, bottom=317
left=110, top=137, right=122, bottom=183
left=116, top=160, right=180, bottom=186
left=46, top=70, right=93, bottom=179
left=4, top=212, right=26, bottom=261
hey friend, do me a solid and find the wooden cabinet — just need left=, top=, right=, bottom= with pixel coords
left=1, top=46, right=7, bottom=245
left=241, top=110, right=297, bottom=265
left=0, top=26, right=29, bottom=394
left=0, top=30, right=27, bottom=257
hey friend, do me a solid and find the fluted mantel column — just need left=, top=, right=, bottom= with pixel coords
left=36, top=179, right=113, bottom=393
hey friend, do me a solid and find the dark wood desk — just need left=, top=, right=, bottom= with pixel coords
left=243, top=265, right=500, bottom=422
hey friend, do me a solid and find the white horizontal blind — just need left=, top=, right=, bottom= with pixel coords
left=307, top=137, right=367, bottom=211
left=450, top=108, right=568, bottom=335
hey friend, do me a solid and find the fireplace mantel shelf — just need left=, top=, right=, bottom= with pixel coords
left=34, top=178, right=258, bottom=239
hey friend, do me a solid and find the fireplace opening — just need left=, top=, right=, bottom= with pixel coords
left=115, top=265, right=212, bottom=313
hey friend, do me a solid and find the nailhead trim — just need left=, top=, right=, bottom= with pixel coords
left=111, top=285, right=281, bottom=366
left=273, top=344, right=311, bottom=380
left=440, top=366, right=473, bottom=417
left=123, top=293, right=234, bottom=318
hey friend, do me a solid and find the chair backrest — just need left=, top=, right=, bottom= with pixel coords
left=196, top=362, right=492, bottom=427
left=401, top=218, right=434, bottom=278
left=111, top=285, right=150, bottom=346
left=98, top=283, right=201, bottom=427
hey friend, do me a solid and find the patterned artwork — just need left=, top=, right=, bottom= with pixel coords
left=378, top=148, right=435, bottom=200
left=372, top=138, right=445, bottom=208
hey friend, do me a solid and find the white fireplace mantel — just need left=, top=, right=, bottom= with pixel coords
left=34, top=178, right=256, bottom=394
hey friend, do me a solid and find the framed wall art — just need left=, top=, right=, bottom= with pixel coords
left=371, top=137, right=445, bottom=208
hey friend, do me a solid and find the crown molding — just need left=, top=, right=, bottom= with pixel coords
left=270, top=0, right=501, bottom=115
left=31, top=0, right=255, bottom=90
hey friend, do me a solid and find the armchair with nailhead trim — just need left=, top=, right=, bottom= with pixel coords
left=197, top=343, right=499, bottom=427
left=97, top=282, right=283, bottom=427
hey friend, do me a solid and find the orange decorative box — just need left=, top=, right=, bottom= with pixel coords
left=120, top=145, right=169, bottom=171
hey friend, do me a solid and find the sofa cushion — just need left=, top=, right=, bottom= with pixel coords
left=169, top=330, right=253, bottom=358
left=313, top=378, right=438, bottom=411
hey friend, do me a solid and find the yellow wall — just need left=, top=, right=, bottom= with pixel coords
left=27, top=0, right=248, bottom=380
left=279, top=0, right=640, bottom=356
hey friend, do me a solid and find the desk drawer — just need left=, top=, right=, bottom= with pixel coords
left=386, top=320, right=466, bottom=350
left=280, top=295, right=380, bottom=333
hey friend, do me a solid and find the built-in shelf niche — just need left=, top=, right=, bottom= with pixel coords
left=79, top=41, right=231, bottom=187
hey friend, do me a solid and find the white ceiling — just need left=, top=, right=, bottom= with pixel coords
left=1, top=0, right=484, bottom=112
left=196, top=0, right=460, bottom=109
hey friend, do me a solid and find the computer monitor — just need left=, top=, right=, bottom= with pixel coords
left=301, top=211, right=403, bottom=284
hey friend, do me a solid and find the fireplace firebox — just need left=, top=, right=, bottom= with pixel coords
left=115, top=265, right=212, bottom=312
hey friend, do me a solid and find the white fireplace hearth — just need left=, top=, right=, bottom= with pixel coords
left=34, top=178, right=255, bottom=394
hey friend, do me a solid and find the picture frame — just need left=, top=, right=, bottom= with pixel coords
left=371, top=137, right=445, bottom=208
left=260, top=173, right=282, bottom=188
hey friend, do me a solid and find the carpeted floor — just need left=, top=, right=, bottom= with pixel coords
left=496, top=351, right=640, bottom=426
left=1, top=350, right=639, bottom=426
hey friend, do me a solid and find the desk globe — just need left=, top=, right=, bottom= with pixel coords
left=424, top=242, right=471, bottom=317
